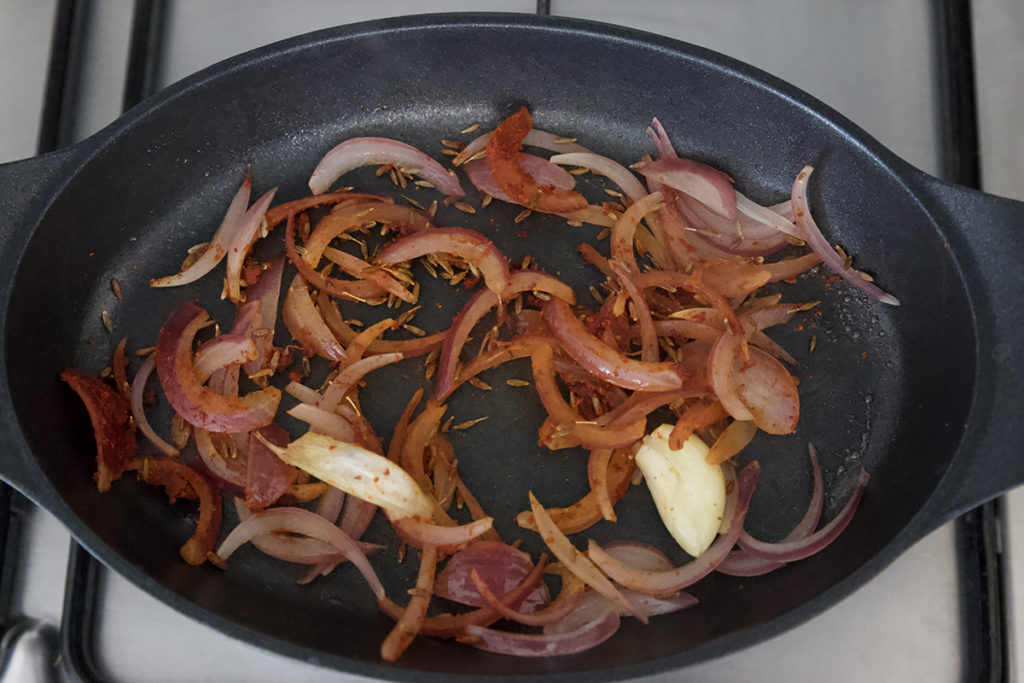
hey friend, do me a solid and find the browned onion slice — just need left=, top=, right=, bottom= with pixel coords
left=154, top=303, right=281, bottom=433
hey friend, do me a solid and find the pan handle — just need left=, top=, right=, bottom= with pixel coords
left=0, top=148, right=81, bottom=250
left=913, top=172, right=1024, bottom=526
left=0, top=147, right=85, bottom=507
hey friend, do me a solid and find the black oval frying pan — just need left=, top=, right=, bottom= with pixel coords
left=0, top=13, right=1021, bottom=681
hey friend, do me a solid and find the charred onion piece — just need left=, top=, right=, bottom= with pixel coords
left=61, top=368, right=137, bottom=492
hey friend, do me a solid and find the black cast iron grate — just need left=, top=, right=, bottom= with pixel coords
left=7, top=0, right=1000, bottom=681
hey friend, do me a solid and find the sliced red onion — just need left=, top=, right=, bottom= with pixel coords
left=647, top=118, right=678, bottom=159
left=434, top=270, right=573, bottom=401
left=452, top=128, right=591, bottom=166
left=381, top=545, right=438, bottom=662
left=587, top=448, right=616, bottom=522
left=316, top=487, right=346, bottom=525
left=391, top=515, right=494, bottom=552
left=130, top=355, right=179, bottom=457
left=192, top=334, right=258, bottom=382
left=708, top=332, right=755, bottom=422
left=286, top=403, right=357, bottom=441
left=529, top=492, right=633, bottom=614
left=436, top=541, right=548, bottom=612
left=339, top=494, right=378, bottom=541
left=241, top=256, right=285, bottom=383
left=636, top=157, right=736, bottom=218
left=586, top=463, right=759, bottom=595
left=213, top=506, right=384, bottom=600
left=377, top=227, right=511, bottom=297
left=245, top=423, right=293, bottom=509
left=548, top=152, right=648, bottom=201
left=763, top=252, right=822, bottom=282
left=155, top=303, right=280, bottom=433
left=469, top=570, right=586, bottom=626
left=194, top=427, right=247, bottom=490
left=732, top=345, right=800, bottom=435
left=318, top=290, right=447, bottom=358
left=321, top=247, right=415, bottom=303
left=150, top=177, right=251, bottom=287
left=318, top=352, right=405, bottom=413
left=737, top=468, right=869, bottom=563
left=284, top=381, right=322, bottom=406
left=225, top=188, right=277, bottom=302
left=309, top=137, right=463, bottom=196
left=718, top=443, right=824, bottom=576
left=463, top=154, right=575, bottom=203
left=621, top=588, right=698, bottom=618
left=543, top=297, right=684, bottom=392
left=792, top=166, right=899, bottom=305
left=600, top=541, right=674, bottom=572
left=735, top=193, right=800, bottom=238
left=609, top=192, right=664, bottom=274
left=231, top=498, right=372, bottom=565
left=610, top=261, right=658, bottom=362
left=461, top=610, right=620, bottom=658
left=281, top=274, right=347, bottom=361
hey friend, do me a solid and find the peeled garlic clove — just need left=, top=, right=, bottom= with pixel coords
left=635, top=424, right=726, bottom=557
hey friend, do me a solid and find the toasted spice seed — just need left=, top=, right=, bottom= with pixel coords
left=135, top=346, right=155, bottom=356
left=608, top=202, right=627, bottom=213
left=252, top=327, right=273, bottom=338
left=375, top=165, right=389, bottom=177
left=554, top=136, right=578, bottom=144
left=833, top=244, right=853, bottom=270
left=506, top=379, right=531, bottom=387
left=347, top=319, right=364, bottom=328
left=101, top=310, right=113, bottom=333
left=448, top=270, right=468, bottom=286
left=441, top=139, right=465, bottom=150
left=859, top=270, right=875, bottom=282
left=403, top=324, right=427, bottom=337
left=589, top=285, right=605, bottom=303
left=461, top=123, right=480, bottom=134
left=422, top=260, right=438, bottom=279
left=513, top=294, right=523, bottom=315
left=442, top=415, right=455, bottom=433
left=466, top=149, right=487, bottom=162
left=301, top=355, right=311, bottom=376
left=596, top=228, right=611, bottom=240
left=402, top=194, right=426, bottom=211
left=440, top=148, right=459, bottom=157
left=612, top=293, right=627, bottom=317
left=269, top=349, right=280, bottom=370
left=111, top=278, right=122, bottom=300
left=468, top=377, right=492, bottom=391
left=810, top=335, right=818, bottom=353
left=414, top=180, right=434, bottom=188
left=793, top=300, right=821, bottom=312
left=514, top=208, right=532, bottom=224
left=394, top=306, right=421, bottom=327
left=592, top=396, right=602, bottom=414
left=462, top=261, right=476, bottom=277
left=521, top=254, right=533, bottom=269
left=443, top=196, right=457, bottom=207
left=453, top=417, right=488, bottom=431
left=248, top=368, right=274, bottom=380
left=568, top=167, right=589, bottom=175
left=629, top=160, right=648, bottom=169
left=566, top=220, right=583, bottom=227
left=480, top=193, right=493, bottom=208
left=453, top=201, right=476, bottom=214
left=603, top=188, right=624, bottom=198
left=100, top=365, right=113, bottom=379
left=428, top=199, right=438, bottom=218
left=397, top=542, right=407, bottom=563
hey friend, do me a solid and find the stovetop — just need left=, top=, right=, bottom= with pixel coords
left=0, top=1, right=1020, bottom=681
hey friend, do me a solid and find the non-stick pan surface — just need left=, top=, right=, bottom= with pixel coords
left=0, top=13, right=1021, bottom=681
